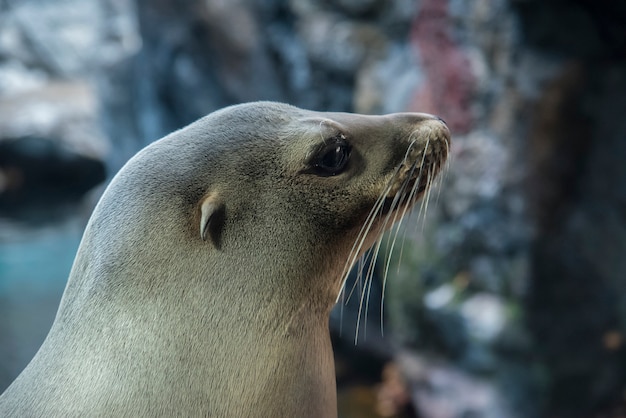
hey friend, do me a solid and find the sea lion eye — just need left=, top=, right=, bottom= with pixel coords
left=312, top=138, right=351, bottom=176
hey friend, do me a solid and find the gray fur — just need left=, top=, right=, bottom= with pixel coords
left=0, top=102, right=449, bottom=417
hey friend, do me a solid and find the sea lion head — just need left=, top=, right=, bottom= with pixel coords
left=0, top=102, right=450, bottom=417
left=73, top=102, right=450, bottom=316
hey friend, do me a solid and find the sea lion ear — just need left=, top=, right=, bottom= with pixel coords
left=199, top=193, right=224, bottom=248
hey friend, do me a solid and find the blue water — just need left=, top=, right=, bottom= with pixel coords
left=0, top=217, right=84, bottom=391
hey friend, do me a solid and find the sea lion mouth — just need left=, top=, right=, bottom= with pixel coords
left=380, top=171, right=429, bottom=216
left=379, top=135, right=448, bottom=218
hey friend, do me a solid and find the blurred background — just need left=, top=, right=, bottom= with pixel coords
left=1, top=0, right=625, bottom=416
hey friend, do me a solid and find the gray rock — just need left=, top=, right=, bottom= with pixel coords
left=398, top=351, right=514, bottom=418
left=336, top=0, right=382, bottom=16
left=355, top=44, right=423, bottom=114
left=298, top=12, right=388, bottom=74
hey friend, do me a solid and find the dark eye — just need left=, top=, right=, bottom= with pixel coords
left=312, top=139, right=351, bottom=176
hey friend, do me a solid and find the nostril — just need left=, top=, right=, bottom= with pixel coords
left=434, top=116, right=447, bottom=126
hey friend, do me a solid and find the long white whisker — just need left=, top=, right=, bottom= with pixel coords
left=346, top=247, right=372, bottom=303
left=354, top=141, right=421, bottom=343
left=399, top=136, right=434, bottom=272
left=355, top=230, right=384, bottom=344
left=340, top=180, right=393, bottom=304
left=420, top=168, right=435, bottom=233
left=335, top=164, right=403, bottom=303
left=381, top=159, right=428, bottom=335
left=339, top=284, right=345, bottom=336
left=339, top=127, right=449, bottom=344
left=379, top=140, right=419, bottom=254
left=414, top=138, right=432, bottom=222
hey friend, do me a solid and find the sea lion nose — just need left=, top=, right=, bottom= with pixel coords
left=397, top=112, right=452, bottom=150
left=434, top=115, right=447, bottom=126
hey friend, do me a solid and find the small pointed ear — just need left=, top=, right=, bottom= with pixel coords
left=199, top=193, right=224, bottom=248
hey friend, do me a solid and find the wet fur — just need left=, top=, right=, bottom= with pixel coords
left=0, top=102, right=449, bottom=417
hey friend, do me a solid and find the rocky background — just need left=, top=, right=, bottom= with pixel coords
left=1, top=0, right=626, bottom=417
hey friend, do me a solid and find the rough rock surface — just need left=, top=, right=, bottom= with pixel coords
left=0, top=0, right=138, bottom=217
left=1, top=0, right=626, bottom=417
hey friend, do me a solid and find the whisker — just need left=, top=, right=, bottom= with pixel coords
left=414, top=138, right=432, bottom=223
left=337, top=139, right=418, bottom=292
left=335, top=178, right=394, bottom=303
left=381, top=160, right=427, bottom=335
left=380, top=220, right=405, bottom=337
left=345, top=247, right=372, bottom=303
left=379, top=140, right=420, bottom=256
left=354, top=143, right=420, bottom=343
left=398, top=137, right=433, bottom=272
left=366, top=173, right=410, bottom=340
left=338, top=128, right=449, bottom=345
left=420, top=167, right=435, bottom=233
left=335, top=147, right=411, bottom=303
left=355, top=230, right=384, bottom=344
left=395, top=182, right=420, bottom=275
left=340, top=176, right=395, bottom=303
left=434, top=169, right=444, bottom=207
left=339, top=284, right=345, bottom=336
left=374, top=146, right=426, bottom=336
left=435, top=143, right=451, bottom=207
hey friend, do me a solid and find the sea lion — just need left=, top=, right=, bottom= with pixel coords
left=0, top=102, right=449, bottom=417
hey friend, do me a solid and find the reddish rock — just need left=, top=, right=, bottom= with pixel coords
left=409, top=0, right=475, bottom=134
